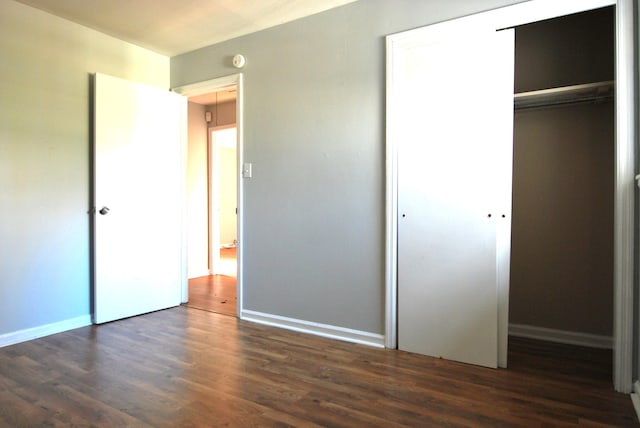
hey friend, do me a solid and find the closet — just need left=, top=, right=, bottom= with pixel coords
left=509, top=7, right=615, bottom=345
left=388, top=1, right=623, bottom=372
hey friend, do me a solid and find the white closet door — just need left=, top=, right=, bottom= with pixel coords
left=397, top=28, right=514, bottom=368
left=93, top=73, right=185, bottom=324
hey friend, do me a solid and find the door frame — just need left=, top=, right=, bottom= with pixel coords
left=173, top=73, right=244, bottom=317
left=208, top=124, right=238, bottom=275
left=385, top=0, right=635, bottom=392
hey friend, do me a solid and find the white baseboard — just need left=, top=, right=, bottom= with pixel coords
left=188, top=269, right=211, bottom=279
left=509, top=323, right=613, bottom=349
left=631, top=381, right=640, bottom=422
left=241, top=309, right=385, bottom=348
left=0, top=315, right=92, bottom=348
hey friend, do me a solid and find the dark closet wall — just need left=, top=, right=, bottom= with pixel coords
left=510, top=7, right=615, bottom=337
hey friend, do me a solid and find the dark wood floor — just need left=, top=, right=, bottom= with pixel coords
left=187, top=247, right=236, bottom=316
left=0, top=307, right=636, bottom=427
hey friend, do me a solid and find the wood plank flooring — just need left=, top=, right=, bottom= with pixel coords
left=187, top=247, right=236, bottom=316
left=0, top=307, right=636, bottom=427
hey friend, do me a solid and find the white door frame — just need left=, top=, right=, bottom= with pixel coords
left=173, top=73, right=244, bottom=317
left=385, top=0, right=635, bottom=393
left=208, top=124, right=237, bottom=275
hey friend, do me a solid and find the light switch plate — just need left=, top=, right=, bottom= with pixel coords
left=242, top=162, right=252, bottom=178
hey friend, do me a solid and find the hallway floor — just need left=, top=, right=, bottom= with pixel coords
left=186, top=247, right=236, bottom=316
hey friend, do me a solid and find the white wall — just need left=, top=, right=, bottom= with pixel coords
left=0, top=0, right=169, bottom=339
left=219, top=144, right=237, bottom=246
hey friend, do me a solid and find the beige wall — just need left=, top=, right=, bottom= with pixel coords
left=187, top=102, right=209, bottom=278
left=511, top=102, right=614, bottom=335
left=0, top=0, right=169, bottom=335
left=205, top=101, right=236, bottom=128
left=510, top=7, right=614, bottom=336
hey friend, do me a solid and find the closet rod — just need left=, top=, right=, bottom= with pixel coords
left=514, top=80, right=614, bottom=111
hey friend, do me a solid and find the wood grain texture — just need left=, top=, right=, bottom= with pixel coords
left=187, top=247, right=236, bottom=316
left=187, top=274, right=236, bottom=316
left=0, top=307, right=636, bottom=427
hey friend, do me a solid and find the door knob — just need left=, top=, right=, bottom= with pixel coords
left=99, top=207, right=110, bottom=215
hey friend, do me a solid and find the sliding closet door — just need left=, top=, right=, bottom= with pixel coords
left=395, top=27, right=514, bottom=368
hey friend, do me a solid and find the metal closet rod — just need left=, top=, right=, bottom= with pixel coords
left=514, top=80, right=614, bottom=111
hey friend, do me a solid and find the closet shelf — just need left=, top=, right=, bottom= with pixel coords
left=514, top=80, right=614, bottom=110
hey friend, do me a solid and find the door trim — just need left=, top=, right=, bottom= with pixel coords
left=208, top=124, right=237, bottom=275
left=173, top=73, right=244, bottom=317
left=385, top=0, right=634, bottom=393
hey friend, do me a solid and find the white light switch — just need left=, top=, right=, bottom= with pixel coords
left=242, top=162, right=253, bottom=178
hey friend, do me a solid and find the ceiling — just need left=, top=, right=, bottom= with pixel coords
left=13, top=0, right=358, bottom=56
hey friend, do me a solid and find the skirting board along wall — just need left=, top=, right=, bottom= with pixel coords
left=240, top=315, right=613, bottom=351
left=509, top=323, right=613, bottom=349
left=631, top=381, right=640, bottom=422
left=0, top=315, right=92, bottom=348
left=0, top=315, right=613, bottom=354
left=188, top=269, right=212, bottom=280
left=241, top=310, right=385, bottom=348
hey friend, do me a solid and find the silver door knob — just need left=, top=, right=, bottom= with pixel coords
left=99, top=207, right=110, bottom=215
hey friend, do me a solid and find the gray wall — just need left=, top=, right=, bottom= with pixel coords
left=0, top=0, right=169, bottom=337
left=0, top=0, right=630, bottom=347
left=171, top=0, right=527, bottom=334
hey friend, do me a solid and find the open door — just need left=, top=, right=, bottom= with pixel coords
left=394, top=27, right=514, bottom=368
left=93, top=73, right=185, bottom=324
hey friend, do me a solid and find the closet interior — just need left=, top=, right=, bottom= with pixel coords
left=509, top=6, right=615, bottom=350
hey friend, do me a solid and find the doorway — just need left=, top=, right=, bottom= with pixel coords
left=209, top=125, right=238, bottom=277
left=506, top=6, right=616, bottom=389
left=173, top=74, right=244, bottom=318
left=186, top=89, right=238, bottom=316
left=509, top=6, right=615, bottom=359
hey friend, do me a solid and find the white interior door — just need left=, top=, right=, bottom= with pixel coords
left=396, top=28, right=514, bottom=368
left=93, top=73, right=185, bottom=324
